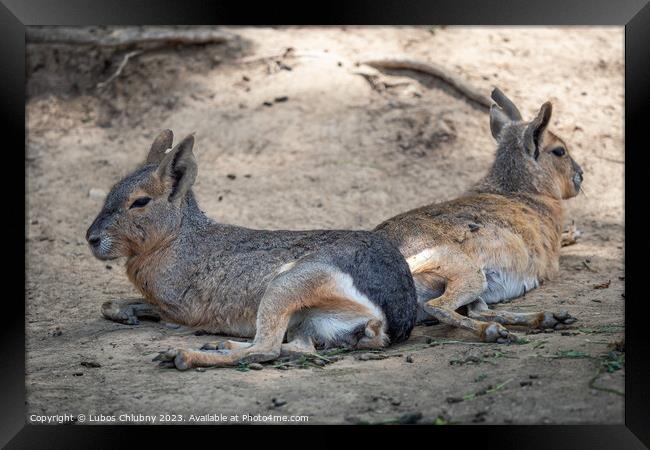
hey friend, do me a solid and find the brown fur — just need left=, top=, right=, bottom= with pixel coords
left=375, top=88, right=582, bottom=342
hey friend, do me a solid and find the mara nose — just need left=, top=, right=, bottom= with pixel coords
left=86, top=223, right=102, bottom=247
left=87, top=232, right=101, bottom=248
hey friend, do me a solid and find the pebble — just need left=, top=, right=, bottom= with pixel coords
left=356, top=353, right=388, bottom=361
left=398, top=412, right=422, bottom=424
left=88, top=188, right=107, bottom=199
left=272, top=398, right=287, bottom=407
left=248, top=363, right=264, bottom=370
left=406, top=355, right=414, bottom=363
left=80, top=361, right=101, bottom=368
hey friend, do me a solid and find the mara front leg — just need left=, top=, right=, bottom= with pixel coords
left=101, top=298, right=161, bottom=325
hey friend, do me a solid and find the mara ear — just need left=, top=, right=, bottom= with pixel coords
left=490, top=105, right=511, bottom=139
left=157, top=133, right=197, bottom=202
left=146, top=129, right=174, bottom=164
left=524, top=102, right=553, bottom=160
left=491, top=87, right=522, bottom=121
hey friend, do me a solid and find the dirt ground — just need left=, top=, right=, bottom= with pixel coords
left=25, top=26, right=625, bottom=425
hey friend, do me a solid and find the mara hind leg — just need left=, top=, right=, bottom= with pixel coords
left=155, top=263, right=385, bottom=370
left=467, top=298, right=577, bottom=330
left=413, top=250, right=516, bottom=343
left=200, top=336, right=316, bottom=357
left=101, top=298, right=161, bottom=325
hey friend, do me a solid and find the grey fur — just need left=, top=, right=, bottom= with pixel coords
left=86, top=133, right=418, bottom=355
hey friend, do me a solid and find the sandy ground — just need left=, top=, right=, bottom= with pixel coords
left=25, top=26, right=624, bottom=425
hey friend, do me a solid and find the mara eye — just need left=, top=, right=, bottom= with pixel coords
left=129, top=197, right=151, bottom=209
left=551, top=147, right=566, bottom=157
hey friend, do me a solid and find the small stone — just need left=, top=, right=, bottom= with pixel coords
left=446, top=397, right=464, bottom=404
left=356, top=353, right=388, bottom=361
left=472, top=411, right=488, bottom=423
left=272, top=398, right=287, bottom=407
left=162, top=96, right=178, bottom=110
left=248, top=363, right=264, bottom=370
left=88, top=188, right=107, bottom=199
left=80, top=361, right=101, bottom=368
left=520, top=381, right=533, bottom=387
left=406, top=355, right=414, bottom=363
left=274, top=96, right=289, bottom=103
left=398, top=412, right=422, bottom=424
left=195, top=367, right=206, bottom=372
left=226, top=174, right=236, bottom=180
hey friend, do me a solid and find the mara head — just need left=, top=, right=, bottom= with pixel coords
left=487, top=88, right=583, bottom=200
left=86, top=130, right=198, bottom=260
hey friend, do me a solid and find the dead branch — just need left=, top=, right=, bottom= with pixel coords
left=27, top=27, right=235, bottom=48
left=360, top=58, right=492, bottom=110
left=96, top=50, right=142, bottom=90
left=561, top=222, right=582, bottom=247
left=593, top=154, right=624, bottom=164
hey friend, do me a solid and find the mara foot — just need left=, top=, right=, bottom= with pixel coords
left=101, top=299, right=161, bottom=325
left=481, top=322, right=517, bottom=344
left=537, top=311, right=578, bottom=330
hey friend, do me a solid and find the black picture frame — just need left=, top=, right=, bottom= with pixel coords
left=3, top=0, right=648, bottom=447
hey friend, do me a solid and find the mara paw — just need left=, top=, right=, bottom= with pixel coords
left=101, top=301, right=140, bottom=325
left=539, top=311, right=578, bottom=330
left=481, top=323, right=517, bottom=344
left=153, top=348, right=192, bottom=371
left=200, top=340, right=252, bottom=351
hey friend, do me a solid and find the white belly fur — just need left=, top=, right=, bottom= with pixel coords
left=288, top=271, right=386, bottom=346
left=480, top=268, right=539, bottom=304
